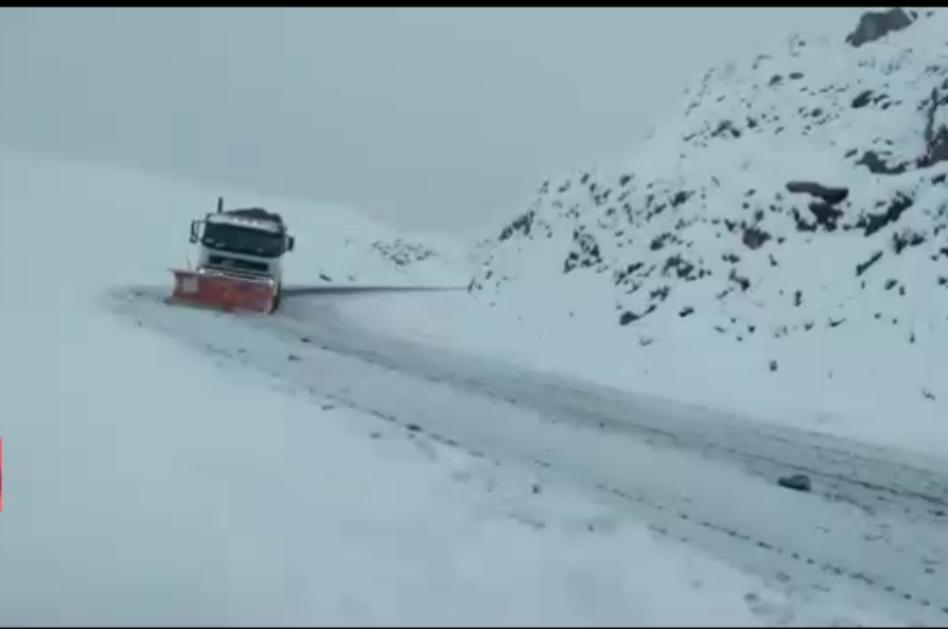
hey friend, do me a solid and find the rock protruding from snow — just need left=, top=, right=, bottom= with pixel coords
left=785, top=181, right=849, bottom=206
left=371, top=238, right=439, bottom=268
left=844, top=8, right=914, bottom=48
left=777, top=474, right=812, bottom=493
left=921, top=86, right=948, bottom=168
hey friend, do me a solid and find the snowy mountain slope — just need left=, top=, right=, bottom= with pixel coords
left=447, top=8, right=948, bottom=453
left=1, top=144, right=873, bottom=626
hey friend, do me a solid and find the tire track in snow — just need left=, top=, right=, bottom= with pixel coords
left=275, top=294, right=948, bottom=524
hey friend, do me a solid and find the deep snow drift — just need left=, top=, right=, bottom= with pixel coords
left=366, top=8, right=948, bottom=456
left=0, top=145, right=880, bottom=626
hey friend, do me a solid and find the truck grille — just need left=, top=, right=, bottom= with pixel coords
left=207, top=255, right=269, bottom=275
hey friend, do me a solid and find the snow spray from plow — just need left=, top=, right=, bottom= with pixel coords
left=165, top=283, right=465, bottom=315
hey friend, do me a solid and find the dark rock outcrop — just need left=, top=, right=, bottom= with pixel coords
left=922, top=126, right=948, bottom=167
left=372, top=239, right=437, bottom=267
left=499, top=210, right=535, bottom=242
left=785, top=181, right=849, bottom=205
left=845, top=8, right=914, bottom=48
left=851, top=90, right=874, bottom=109
left=563, top=229, right=602, bottom=273
left=855, top=250, right=883, bottom=276
left=918, top=87, right=948, bottom=167
left=742, top=225, right=772, bottom=250
left=619, top=305, right=657, bottom=326
left=858, top=193, right=914, bottom=236
left=778, top=474, right=812, bottom=492
left=892, top=229, right=925, bottom=254
left=856, top=150, right=909, bottom=175
left=808, top=202, right=844, bottom=230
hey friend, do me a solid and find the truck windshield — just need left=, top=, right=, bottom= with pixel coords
left=202, top=223, right=285, bottom=258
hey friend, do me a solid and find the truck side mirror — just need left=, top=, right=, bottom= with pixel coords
left=190, top=220, right=200, bottom=244
left=287, top=236, right=295, bottom=252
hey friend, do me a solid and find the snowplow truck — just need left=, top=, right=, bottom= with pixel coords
left=170, top=197, right=295, bottom=314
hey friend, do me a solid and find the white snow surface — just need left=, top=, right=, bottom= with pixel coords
left=0, top=145, right=888, bottom=626
left=4, top=10, right=948, bottom=623
left=432, top=8, right=948, bottom=458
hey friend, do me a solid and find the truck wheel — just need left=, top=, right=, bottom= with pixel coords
left=271, top=284, right=282, bottom=313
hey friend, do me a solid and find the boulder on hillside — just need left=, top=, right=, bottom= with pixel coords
left=785, top=181, right=849, bottom=205
left=845, top=8, right=914, bottom=48
left=923, top=126, right=948, bottom=167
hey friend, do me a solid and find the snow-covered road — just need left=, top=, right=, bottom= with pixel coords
left=112, top=287, right=948, bottom=626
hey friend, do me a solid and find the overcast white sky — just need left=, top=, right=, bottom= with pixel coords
left=0, top=7, right=867, bottom=236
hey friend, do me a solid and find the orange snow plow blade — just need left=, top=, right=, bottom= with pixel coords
left=170, top=269, right=277, bottom=314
